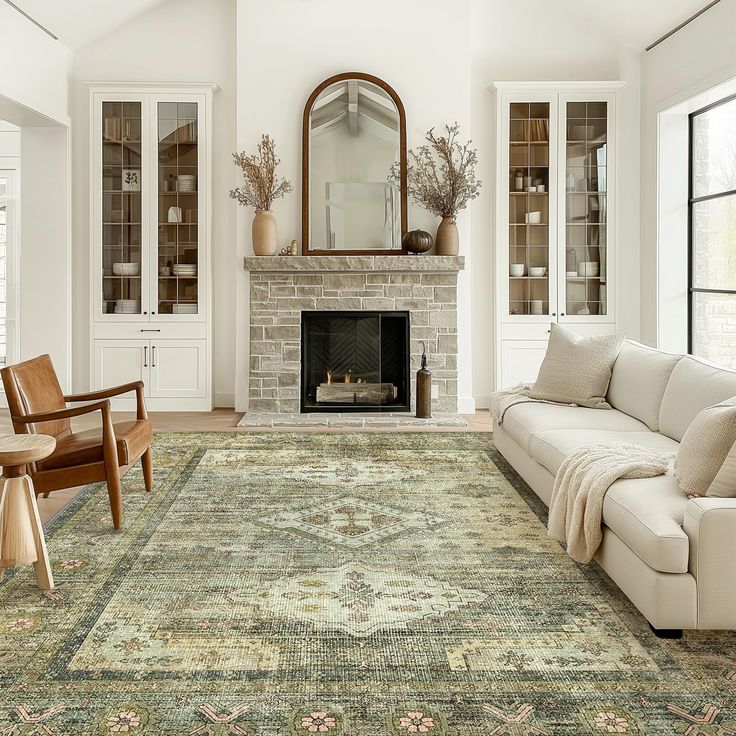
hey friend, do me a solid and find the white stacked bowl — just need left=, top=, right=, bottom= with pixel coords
left=112, top=262, right=140, bottom=276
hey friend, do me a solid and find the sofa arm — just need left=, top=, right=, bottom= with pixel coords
left=684, top=498, right=736, bottom=629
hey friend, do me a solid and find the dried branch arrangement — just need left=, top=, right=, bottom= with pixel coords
left=230, top=134, right=293, bottom=211
left=391, top=123, right=481, bottom=220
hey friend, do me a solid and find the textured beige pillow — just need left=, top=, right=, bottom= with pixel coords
left=676, top=400, right=736, bottom=498
left=530, top=324, right=626, bottom=409
left=708, top=441, right=736, bottom=497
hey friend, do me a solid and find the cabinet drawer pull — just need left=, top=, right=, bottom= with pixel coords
left=141, top=329, right=161, bottom=332
left=152, top=345, right=156, bottom=368
left=143, top=346, right=148, bottom=367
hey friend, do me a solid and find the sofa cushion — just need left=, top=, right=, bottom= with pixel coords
left=607, top=341, right=681, bottom=431
left=527, top=429, right=686, bottom=573
left=529, top=428, right=679, bottom=476
left=530, top=324, right=625, bottom=408
left=502, top=402, right=650, bottom=452
left=602, top=475, right=689, bottom=574
left=659, top=356, right=736, bottom=441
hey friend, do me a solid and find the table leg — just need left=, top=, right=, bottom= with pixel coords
left=0, top=475, right=37, bottom=570
left=23, top=476, right=54, bottom=590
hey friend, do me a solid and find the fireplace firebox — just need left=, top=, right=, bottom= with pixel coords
left=301, top=311, right=410, bottom=412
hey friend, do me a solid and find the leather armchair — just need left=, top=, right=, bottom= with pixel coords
left=0, top=355, right=153, bottom=529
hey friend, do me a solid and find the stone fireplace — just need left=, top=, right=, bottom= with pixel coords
left=244, top=255, right=464, bottom=416
left=301, top=310, right=411, bottom=412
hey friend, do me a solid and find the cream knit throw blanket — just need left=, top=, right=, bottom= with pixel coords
left=548, top=442, right=672, bottom=564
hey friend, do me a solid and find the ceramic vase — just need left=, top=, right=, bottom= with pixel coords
left=252, top=210, right=278, bottom=256
left=435, top=216, right=459, bottom=256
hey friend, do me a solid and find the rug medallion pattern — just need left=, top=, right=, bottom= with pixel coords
left=0, top=432, right=735, bottom=734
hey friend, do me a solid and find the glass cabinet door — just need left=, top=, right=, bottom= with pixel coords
left=563, top=100, right=609, bottom=318
left=508, top=102, right=552, bottom=317
left=156, top=101, right=199, bottom=316
left=101, top=101, right=143, bottom=316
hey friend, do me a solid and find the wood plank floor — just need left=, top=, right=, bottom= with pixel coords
left=0, top=409, right=491, bottom=525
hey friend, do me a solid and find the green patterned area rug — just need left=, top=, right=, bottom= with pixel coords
left=1, top=432, right=735, bottom=735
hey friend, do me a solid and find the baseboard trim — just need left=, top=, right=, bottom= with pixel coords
left=474, top=394, right=492, bottom=410
left=214, top=392, right=235, bottom=408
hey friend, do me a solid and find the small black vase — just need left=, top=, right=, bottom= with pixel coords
left=402, top=229, right=433, bottom=254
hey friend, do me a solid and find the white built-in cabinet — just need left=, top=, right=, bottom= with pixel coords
left=493, top=82, right=623, bottom=389
left=90, top=85, right=214, bottom=410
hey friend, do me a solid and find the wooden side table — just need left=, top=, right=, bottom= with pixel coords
left=0, top=434, right=56, bottom=590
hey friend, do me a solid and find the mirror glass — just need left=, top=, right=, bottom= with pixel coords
left=307, top=78, right=403, bottom=251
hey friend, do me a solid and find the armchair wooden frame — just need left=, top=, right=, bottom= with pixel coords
left=1, top=356, right=154, bottom=530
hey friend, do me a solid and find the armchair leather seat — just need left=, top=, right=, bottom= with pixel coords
left=37, top=420, right=153, bottom=471
left=0, top=354, right=154, bottom=529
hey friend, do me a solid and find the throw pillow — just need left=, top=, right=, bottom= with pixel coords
left=530, top=324, right=626, bottom=409
left=708, top=442, right=736, bottom=498
left=676, top=400, right=736, bottom=498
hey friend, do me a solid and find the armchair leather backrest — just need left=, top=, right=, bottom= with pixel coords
left=1, top=354, right=71, bottom=438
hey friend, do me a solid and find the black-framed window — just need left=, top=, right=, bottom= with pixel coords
left=689, top=94, right=736, bottom=368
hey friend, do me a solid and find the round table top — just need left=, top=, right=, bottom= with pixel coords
left=0, top=434, right=56, bottom=466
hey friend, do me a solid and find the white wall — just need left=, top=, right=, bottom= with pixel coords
left=235, top=0, right=474, bottom=412
left=20, top=127, right=72, bottom=389
left=234, top=0, right=642, bottom=411
left=0, top=123, right=22, bottom=388
left=60, top=0, right=644, bottom=410
left=470, top=0, right=641, bottom=403
left=0, top=4, right=71, bottom=125
left=641, top=0, right=736, bottom=347
left=69, top=0, right=237, bottom=405
left=0, top=6, right=73, bottom=388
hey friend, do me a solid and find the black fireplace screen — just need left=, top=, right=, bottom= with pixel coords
left=301, top=311, right=410, bottom=412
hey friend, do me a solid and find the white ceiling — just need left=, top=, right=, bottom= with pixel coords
left=11, top=0, right=167, bottom=50
left=9, top=0, right=719, bottom=52
left=552, top=0, right=716, bottom=50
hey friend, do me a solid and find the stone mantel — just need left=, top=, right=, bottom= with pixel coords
left=244, top=255, right=464, bottom=273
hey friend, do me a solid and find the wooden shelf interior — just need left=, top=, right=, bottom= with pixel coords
left=100, top=99, right=200, bottom=315
left=505, top=98, right=610, bottom=318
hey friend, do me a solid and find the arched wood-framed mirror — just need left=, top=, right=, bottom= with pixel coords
left=302, top=72, right=407, bottom=255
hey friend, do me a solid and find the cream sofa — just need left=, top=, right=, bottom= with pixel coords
left=493, top=340, right=736, bottom=635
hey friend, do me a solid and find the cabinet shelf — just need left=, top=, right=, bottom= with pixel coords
left=95, top=89, right=212, bottom=411
left=497, top=86, right=615, bottom=389
left=95, top=89, right=212, bottom=410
